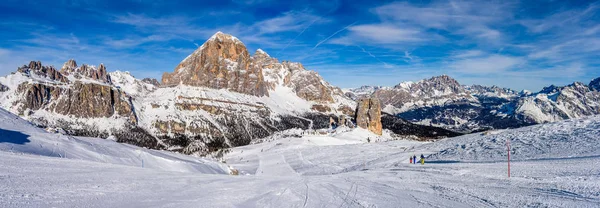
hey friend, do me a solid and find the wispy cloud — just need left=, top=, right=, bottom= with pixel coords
left=254, top=11, right=325, bottom=34
left=450, top=54, right=525, bottom=74
left=337, top=24, right=424, bottom=44
left=451, top=50, right=485, bottom=59
left=312, top=21, right=356, bottom=50
left=330, top=0, right=514, bottom=47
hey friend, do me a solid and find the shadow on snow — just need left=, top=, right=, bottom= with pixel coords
left=0, top=128, right=31, bottom=145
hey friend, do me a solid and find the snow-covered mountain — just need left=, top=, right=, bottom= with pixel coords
left=342, top=85, right=386, bottom=100
left=346, top=75, right=600, bottom=133
left=0, top=32, right=457, bottom=155
left=0, top=32, right=356, bottom=155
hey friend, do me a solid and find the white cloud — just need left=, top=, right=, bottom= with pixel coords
left=346, top=24, right=424, bottom=44
left=254, top=11, right=325, bottom=34
left=104, top=35, right=172, bottom=48
left=450, top=55, right=525, bottom=74
left=451, top=50, right=485, bottom=59
left=112, top=13, right=192, bottom=28
left=329, top=0, right=513, bottom=47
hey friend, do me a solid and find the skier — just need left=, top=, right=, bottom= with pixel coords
left=409, top=157, right=412, bottom=164
left=420, top=154, right=425, bottom=165
left=413, top=155, right=416, bottom=164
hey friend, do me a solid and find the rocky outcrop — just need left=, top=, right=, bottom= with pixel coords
left=17, top=61, right=68, bottom=82
left=0, top=83, right=8, bottom=92
left=355, top=98, right=382, bottom=135
left=60, top=60, right=111, bottom=83
left=15, top=81, right=136, bottom=122
left=162, top=32, right=268, bottom=96
left=0, top=61, right=139, bottom=142
left=288, top=70, right=335, bottom=102
left=142, top=78, right=160, bottom=86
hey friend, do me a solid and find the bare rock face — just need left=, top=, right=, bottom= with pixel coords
left=60, top=60, right=112, bottom=84
left=15, top=81, right=136, bottom=122
left=9, top=61, right=136, bottom=128
left=355, top=98, right=382, bottom=135
left=288, top=69, right=335, bottom=102
left=142, top=78, right=160, bottom=86
left=17, top=61, right=68, bottom=82
left=162, top=32, right=268, bottom=97
left=0, top=83, right=9, bottom=92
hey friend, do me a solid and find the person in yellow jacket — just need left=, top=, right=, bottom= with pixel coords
left=420, top=154, right=425, bottom=165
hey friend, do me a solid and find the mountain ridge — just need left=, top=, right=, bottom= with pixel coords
left=0, top=32, right=457, bottom=155
left=345, top=75, right=600, bottom=132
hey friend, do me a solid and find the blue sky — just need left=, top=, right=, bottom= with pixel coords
left=1, top=0, right=599, bottom=91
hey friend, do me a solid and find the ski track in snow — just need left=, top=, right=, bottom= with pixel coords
left=2, top=111, right=600, bottom=207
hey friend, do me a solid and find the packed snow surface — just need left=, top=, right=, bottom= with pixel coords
left=0, top=108, right=228, bottom=174
left=1, top=109, right=600, bottom=207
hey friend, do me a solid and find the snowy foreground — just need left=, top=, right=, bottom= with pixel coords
left=1, top=110, right=600, bottom=207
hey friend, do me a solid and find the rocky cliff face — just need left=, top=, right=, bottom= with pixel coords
left=348, top=75, right=600, bottom=133
left=355, top=98, right=382, bottom=135
left=18, top=61, right=68, bottom=82
left=142, top=78, right=160, bottom=86
left=162, top=32, right=268, bottom=97
left=1, top=61, right=138, bottom=142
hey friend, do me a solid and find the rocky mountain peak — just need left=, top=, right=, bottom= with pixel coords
left=162, top=31, right=268, bottom=96
left=540, top=85, right=559, bottom=94
left=394, top=75, right=465, bottom=96
left=255, top=49, right=270, bottom=57
left=61, top=59, right=78, bottom=72
left=17, top=61, right=68, bottom=82
left=141, top=78, right=160, bottom=86
left=28, top=61, right=43, bottom=70
left=424, top=75, right=461, bottom=88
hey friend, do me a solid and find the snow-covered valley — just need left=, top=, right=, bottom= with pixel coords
left=1, top=108, right=599, bottom=207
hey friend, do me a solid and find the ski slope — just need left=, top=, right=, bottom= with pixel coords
left=1, top=109, right=600, bottom=207
left=0, top=108, right=229, bottom=174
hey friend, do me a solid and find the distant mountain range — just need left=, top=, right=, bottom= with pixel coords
left=0, top=32, right=456, bottom=155
left=345, top=75, right=600, bottom=133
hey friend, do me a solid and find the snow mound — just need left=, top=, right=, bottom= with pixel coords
left=0, top=108, right=229, bottom=174
left=424, top=115, right=600, bottom=162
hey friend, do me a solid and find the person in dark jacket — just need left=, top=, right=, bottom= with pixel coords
left=409, top=157, right=413, bottom=164
left=413, top=155, right=416, bottom=164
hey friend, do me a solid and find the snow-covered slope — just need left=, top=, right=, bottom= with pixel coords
left=423, top=115, right=600, bottom=162
left=0, top=108, right=229, bottom=174
left=2, top=110, right=600, bottom=207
